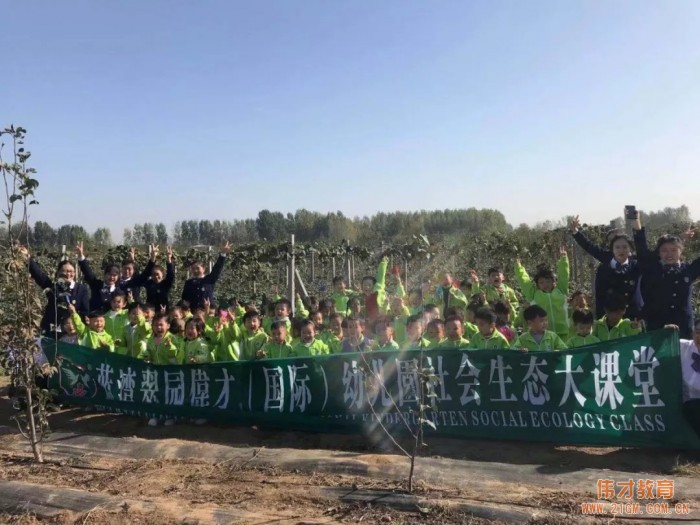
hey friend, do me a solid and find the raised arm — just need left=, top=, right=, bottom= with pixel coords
left=163, top=254, right=176, bottom=290
left=630, top=214, right=656, bottom=263
left=203, top=242, right=230, bottom=285
left=374, top=256, right=389, bottom=310
left=26, top=254, right=53, bottom=289
left=556, top=247, right=570, bottom=295
left=76, top=242, right=100, bottom=286
left=513, top=258, right=535, bottom=301
left=129, top=245, right=156, bottom=287
left=569, top=216, right=611, bottom=263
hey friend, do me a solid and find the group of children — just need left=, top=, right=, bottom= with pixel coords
left=26, top=208, right=700, bottom=370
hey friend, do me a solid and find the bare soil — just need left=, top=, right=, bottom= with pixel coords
left=0, top=377, right=697, bottom=524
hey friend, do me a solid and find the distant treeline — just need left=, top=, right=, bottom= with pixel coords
left=7, top=205, right=693, bottom=249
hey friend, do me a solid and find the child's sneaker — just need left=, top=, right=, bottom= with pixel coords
left=163, top=418, right=176, bottom=426
left=147, top=417, right=159, bottom=427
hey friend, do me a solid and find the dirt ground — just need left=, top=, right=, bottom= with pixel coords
left=0, top=376, right=698, bottom=525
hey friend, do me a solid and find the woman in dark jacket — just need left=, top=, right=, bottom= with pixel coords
left=569, top=216, right=641, bottom=319
left=21, top=247, right=90, bottom=336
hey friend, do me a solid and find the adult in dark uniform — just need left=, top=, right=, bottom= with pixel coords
left=569, top=216, right=641, bottom=318
left=76, top=241, right=125, bottom=312
left=20, top=247, right=90, bottom=337
left=181, top=242, right=230, bottom=309
left=120, top=247, right=143, bottom=300
left=632, top=215, right=700, bottom=339
left=137, top=244, right=176, bottom=312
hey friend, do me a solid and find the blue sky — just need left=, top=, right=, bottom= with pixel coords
left=3, top=1, right=700, bottom=239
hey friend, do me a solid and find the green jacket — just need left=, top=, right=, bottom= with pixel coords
left=514, top=256, right=570, bottom=339
left=468, top=330, right=510, bottom=350
left=72, top=312, right=114, bottom=352
left=400, top=337, right=431, bottom=351
left=566, top=334, right=601, bottom=348
left=260, top=341, right=294, bottom=359
left=392, top=311, right=410, bottom=344
left=183, top=338, right=213, bottom=364
left=240, top=329, right=269, bottom=361
left=511, top=330, right=567, bottom=351
left=361, top=258, right=390, bottom=316
left=464, top=321, right=479, bottom=339
left=210, top=320, right=241, bottom=361
left=375, top=340, right=400, bottom=352
left=593, top=317, right=641, bottom=341
left=116, top=316, right=151, bottom=359
left=425, top=285, right=468, bottom=316
left=104, top=310, right=129, bottom=342
left=425, top=336, right=444, bottom=349
left=146, top=332, right=183, bottom=365
left=438, top=337, right=471, bottom=350
left=292, top=338, right=329, bottom=357
left=472, top=282, right=519, bottom=319
left=329, top=290, right=354, bottom=316
left=319, top=331, right=343, bottom=354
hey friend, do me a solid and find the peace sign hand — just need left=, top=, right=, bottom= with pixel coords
left=568, top=215, right=581, bottom=233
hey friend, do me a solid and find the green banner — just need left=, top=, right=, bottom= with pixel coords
left=45, top=329, right=700, bottom=448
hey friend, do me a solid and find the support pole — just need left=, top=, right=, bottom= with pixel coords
left=288, top=234, right=296, bottom=316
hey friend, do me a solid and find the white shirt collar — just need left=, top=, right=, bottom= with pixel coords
left=610, top=259, right=629, bottom=269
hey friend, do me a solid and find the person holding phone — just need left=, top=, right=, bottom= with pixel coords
left=19, top=246, right=90, bottom=337
left=568, top=210, right=641, bottom=318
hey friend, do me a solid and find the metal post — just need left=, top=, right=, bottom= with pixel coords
left=346, top=251, right=352, bottom=288
left=288, top=234, right=296, bottom=316
left=310, top=249, right=315, bottom=282
left=332, top=257, right=336, bottom=279
left=208, top=246, right=213, bottom=273
left=351, top=253, right=355, bottom=284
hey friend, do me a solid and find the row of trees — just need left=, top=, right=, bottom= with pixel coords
left=4, top=205, right=692, bottom=251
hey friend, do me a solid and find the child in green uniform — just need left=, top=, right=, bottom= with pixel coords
left=239, top=311, right=269, bottom=360
left=292, top=319, right=329, bottom=356
left=374, top=318, right=399, bottom=351
left=469, top=307, right=511, bottom=349
left=330, top=276, right=354, bottom=316
left=593, top=293, right=642, bottom=341
left=514, top=247, right=570, bottom=340
left=511, top=305, right=567, bottom=352
left=104, top=291, right=129, bottom=342
left=462, top=304, right=481, bottom=340
left=425, top=319, right=445, bottom=348
left=319, top=313, right=344, bottom=354
left=470, top=267, right=519, bottom=320
left=567, top=291, right=589, bottom=338
left=259, top=321, right=294, bottom=359
left=118, top=303, right=151, bottom=358
left=145, top=313, right=183, bottom=365
left=183, top=318, right=213, bottom=364
left=390, top=297, right=410, bottom=345
left=439, top=316, right=470, bottom=349
left=401, top=315, right=430, bottom=350
left=566, top=309, right=600, bottom=348
left=341, top=317, right=376, bottom=353
left=69, top=305, right=115, bottom=352
left=145, top=313, right=181, bottom=427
